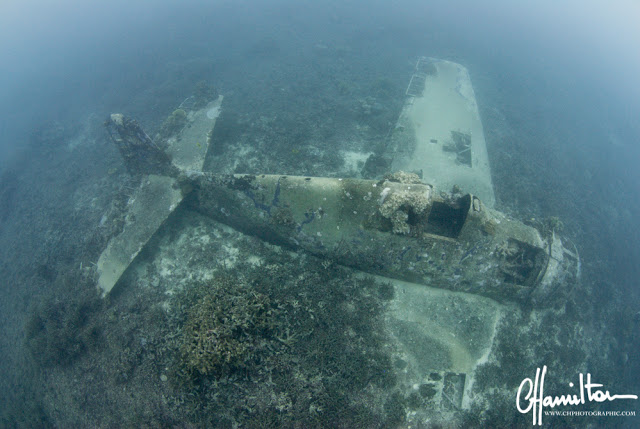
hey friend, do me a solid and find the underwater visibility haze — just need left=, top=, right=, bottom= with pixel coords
left=0, top=0, right=639, bottom=427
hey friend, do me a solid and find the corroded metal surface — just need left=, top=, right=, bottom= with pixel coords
left=97, top=59, right=578, bottom=306
left=96, top=174, right=183, bottom=296
left=185, top=172, right=577, bottom=305
left=95, top=60, right=582, bottom=414
left=391, top=58, right=495, bottom=207
left=105, top=114, right=178, bottom=177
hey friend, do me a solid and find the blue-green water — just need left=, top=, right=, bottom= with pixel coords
left=1, top=1, right=638, bottom=426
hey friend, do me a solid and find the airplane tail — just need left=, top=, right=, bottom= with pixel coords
left=105, top=113, right=179, bottom=177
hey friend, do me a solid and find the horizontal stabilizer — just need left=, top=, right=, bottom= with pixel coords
left=96, top=175, right=183, bottom=296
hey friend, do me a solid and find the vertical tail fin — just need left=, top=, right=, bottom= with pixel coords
left=105, top=113, right=178, bottom=177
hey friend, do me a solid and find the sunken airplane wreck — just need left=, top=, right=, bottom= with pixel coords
left=100, top=58, right=579, bottom=306
left=99, top=58, right=579, bottom=410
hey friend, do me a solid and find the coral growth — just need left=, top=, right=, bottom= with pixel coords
left=383, top=171, right=424, bottom=185
left=378, top=183, right=431, bottom=235
left=178, top=275, right=278, bottom=377
left=167, top=251, right=398, bottom=427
